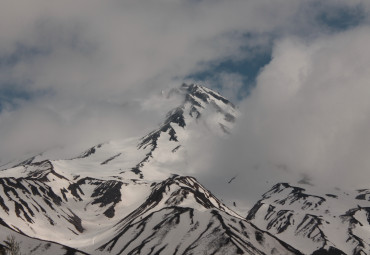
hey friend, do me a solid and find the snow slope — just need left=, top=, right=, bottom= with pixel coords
left=0, top=83, right=369, bottom=255
left=0, top=84, right=298, bottom=255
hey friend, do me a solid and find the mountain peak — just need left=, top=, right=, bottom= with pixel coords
left=179, top=83, right=235, bottom=109
left=1, top=83, right=369, bottom=255
left=133, top=84, right=238, bottom=179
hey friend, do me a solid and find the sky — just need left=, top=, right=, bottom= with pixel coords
left=1, top=0, right=370, bottom=204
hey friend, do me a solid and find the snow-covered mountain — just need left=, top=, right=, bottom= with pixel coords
left=247, top=183, right=370, bottom=255
left=0, top=84, right=369, bottom=255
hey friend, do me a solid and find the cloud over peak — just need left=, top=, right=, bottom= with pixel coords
left=1, top=0, right=370, bottom=203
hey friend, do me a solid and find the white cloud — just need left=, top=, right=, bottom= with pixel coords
left=0, top=0, right=288, bottom=159
left=1, top=0, right=370, bottom=205
left=199, top=25, right=370, bottom=208
left=245, top=26, right=370, bottom=186
left=3, top=0, right=368, bottom=99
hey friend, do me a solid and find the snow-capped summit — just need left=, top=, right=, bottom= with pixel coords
left=0, top=84, right=369, bottom=255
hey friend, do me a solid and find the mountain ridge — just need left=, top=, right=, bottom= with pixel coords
left=0, top=83, right=369, bottom=255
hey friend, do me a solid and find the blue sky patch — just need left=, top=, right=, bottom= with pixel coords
left=186, top=46, right=272, bottom=101
left=317, top=4, right=365, bottom=31
left=0, top=85, right=52, bottom=112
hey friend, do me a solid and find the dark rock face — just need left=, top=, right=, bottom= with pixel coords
left=0, top=161, right=127, bottom=238
left=262, top=183, right=326, bottom=210
left=356, top=189, right=370, bottom=201
left=101, top=153, right=122, bottom=165
left=311, top=247, right=346, bottom=255
left=91, top=180, right=123, bottom=218
left=74, top=144, right=103, bottom=159
left=0, top=175, right=83, bottom=233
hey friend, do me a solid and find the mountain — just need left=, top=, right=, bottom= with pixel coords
left=247, top=183, right=370, bottom=255
left=0, top=83, right=369, bottom=255
left=0, top=84, right=299, bottom=255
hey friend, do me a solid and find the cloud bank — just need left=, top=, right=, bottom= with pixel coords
left=1, top=1, right=370, bottom=206
left=246, top=26, right=370, bottom=186
left=198, top=25, right=370, bottom=208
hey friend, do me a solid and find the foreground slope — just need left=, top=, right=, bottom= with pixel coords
left=0, top=224, right=87, bottom=255
left=0, top=167, right=301, bottom=254
left=96, top=176, right=301, bottom=255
